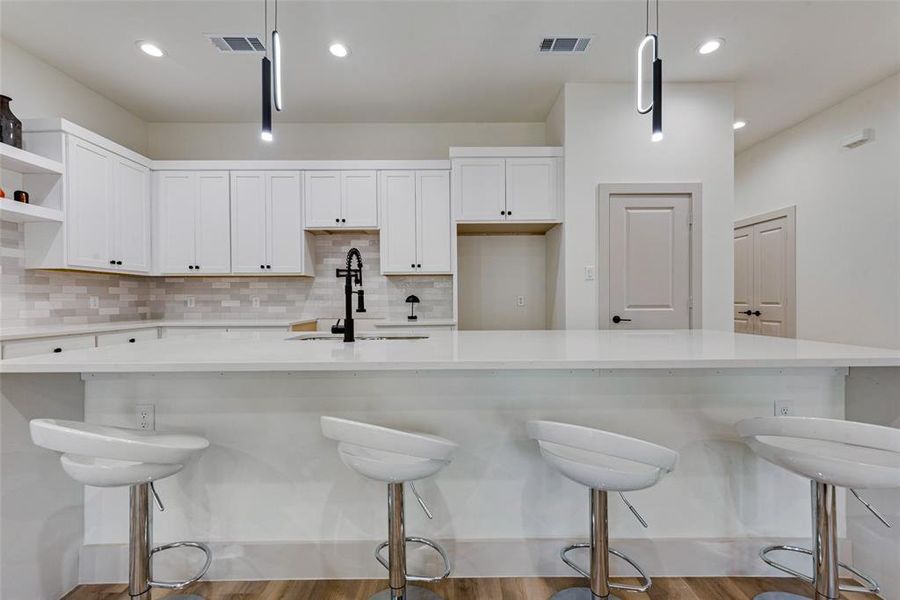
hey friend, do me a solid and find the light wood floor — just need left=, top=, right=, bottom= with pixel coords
left=63, top=577, right=873, bottom=599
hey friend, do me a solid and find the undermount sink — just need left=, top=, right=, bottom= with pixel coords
left=289, top=334, right=429, bottom=342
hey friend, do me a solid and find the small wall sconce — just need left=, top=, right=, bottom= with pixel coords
left=406, top=295, right=420, bottom=321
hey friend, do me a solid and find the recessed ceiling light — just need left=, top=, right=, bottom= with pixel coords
left=329, top=43, right=349, bottom=58
left=137, top=41, right=165, bottom=58
left=733, top=120, right=747, bottom=130
left=697, top=38, right=724, bottom=55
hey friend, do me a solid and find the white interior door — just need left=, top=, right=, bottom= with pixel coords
left=267, top=172, right=303, bottom=273
left=609, top=194, right=691, bottom=329
left=66, top=136, right=112, bottom=269
left=111, top=157, right=150, bottom=273
left=416, top=170, right=451, bottom=273
left=230, top=172, right=268, bottom=273
left=453, top=158, right=506, bottom=221
left=195, top=172, right=231, bottom=274
left=733, top=225, right=754, bottom=333
left=753, top=217, right=791, bottom=337
left=304, top=171, right=341, bottom=228
left=379, top=171, right=417, bottom=273
left=341, top=171, right=378, bottom=228
left=505, top=158, right=558, bottom=221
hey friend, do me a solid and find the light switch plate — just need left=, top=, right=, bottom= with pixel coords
left=186, top=296, right=195, bottom=308
left=585, top=265, right=596, bottom=281
left=516, top=295, right=525, bottom=307
left=251, top=297, right=261, bottom=308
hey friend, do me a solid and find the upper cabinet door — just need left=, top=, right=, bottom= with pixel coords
left=304, top=171, right=342, bottom=228
left=66, top=136, right=112, bottom=269
left=156, top=172, right=197, bottom=274
left=195, top=172, right=231, bottom=274
left=416, top=171, right=451, bottom=273
left=111, top=157, right=151, bottom=273
left=341, top=171, right=378, bottom=228
left=230, top=172, right=268, bottom=273
left=453, top=158, right=506, bottom=221
left=505, top=157, right=558, bottom=221
left=379, top=171, right=417, bottom=274
left=267, top=172, right=303, bottom=273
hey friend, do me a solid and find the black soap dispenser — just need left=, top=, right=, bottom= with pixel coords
left=406, top=295, right=420, bottom=321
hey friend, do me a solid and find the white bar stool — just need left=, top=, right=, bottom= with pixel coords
left=30, top=419, right=211, bottom=600
left=527, top=420, right=678, bottom=600
left=737, top=416, right=900, bottom=600
left=321, top=416, right=457, bottom=600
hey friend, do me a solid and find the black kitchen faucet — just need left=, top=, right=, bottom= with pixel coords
left=331, top=248, right=366, bottom=342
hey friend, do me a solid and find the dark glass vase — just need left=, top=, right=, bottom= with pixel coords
left=0, top=95, right=23, bottom=149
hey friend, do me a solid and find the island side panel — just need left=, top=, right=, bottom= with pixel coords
left=79, top=368, right=846, bottom=582
left=1, top=373, right=85, bottom=600
left=846, top=366, right=900, bottom=600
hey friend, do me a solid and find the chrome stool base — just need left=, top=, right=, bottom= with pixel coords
left=752, top=594, right=810, bottom=600
left=371, top=585, right=445, bottom=600
left=550, top=587, right=623, bottom=600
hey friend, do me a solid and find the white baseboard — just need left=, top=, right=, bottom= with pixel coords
left=78, top=537, right=851, bottom=584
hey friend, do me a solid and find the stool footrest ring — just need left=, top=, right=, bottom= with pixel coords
left=375, top=536, right=452, bottom=583
left=560, top=543, right=652, bottom=593
left=760, top=545, right=880, bottom=595
left=149, top=541, right=212, bottom=590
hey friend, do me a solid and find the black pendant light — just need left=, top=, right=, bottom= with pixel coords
left=637, top=0, right=662, bottom=142
left=272, top=0, right=282, bottom=111
left=260, top=0, right=273, bottom=141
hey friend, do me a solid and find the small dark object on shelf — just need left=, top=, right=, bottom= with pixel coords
left=406, top=294, right=420, bottom=321
left=13, top=190, right=29, bottom=204
left=0, top=95, right=23, bottom=149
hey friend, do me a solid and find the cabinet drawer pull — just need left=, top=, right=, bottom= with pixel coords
left=52, top=347, right=62, bottom=353
left=128, top=338, right=136, bottom=343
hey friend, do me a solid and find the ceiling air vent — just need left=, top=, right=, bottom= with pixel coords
left=539, top=37, right=591, bottom=53
left=206, top=34, right=266, bottom=53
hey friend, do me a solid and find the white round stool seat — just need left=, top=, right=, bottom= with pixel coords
left=321, top=417, right=456, bottom=483
left=60, top=454, right=184, bottom=487
left=737, top=417, right=900, bottom=489
left=527, top=421, right=678, bottom=491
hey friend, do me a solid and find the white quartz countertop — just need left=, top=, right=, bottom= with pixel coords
left=2, top=329, right=899, bottom=373
left=0, top=319, right=304, bottom=341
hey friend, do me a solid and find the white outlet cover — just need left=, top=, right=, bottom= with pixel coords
left=516, top=295, right=525, bottom=307
left=186, top=296, right=195, bottom=308
left=585, top=265, right=596, bottom=281
left=136, top=404, right=155, bottom=430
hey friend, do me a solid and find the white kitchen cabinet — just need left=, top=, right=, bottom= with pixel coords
left=452, top=155, right=560, bottom=222
left=304, top=170, right=377, bottom=229
left=2, top=334, right=95, bottom=359
left=155, top=171, right=230, bottom=275
left=505, top=157, right=558, bottom=221
left=66, top=136, right=150, bottom=273
left=95, top=328, right=158, bottom=347
left=231, top=171, right=313, bottom=275
left=379, top=170, right=451, bottom=274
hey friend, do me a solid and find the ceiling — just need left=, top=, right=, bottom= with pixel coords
left=1, top=1, right=898, bottom=151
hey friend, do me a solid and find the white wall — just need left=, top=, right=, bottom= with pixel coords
left=544, top=91, right=567, bottom=329
left=457, top=235, right=547, bottom=330
left=147, top=122, right=546, bottom=160
left=736, top=73, right=900, bottom=350
left=560, top=83, right=735, bottom=330
left=0, top=38, right=149, bottom=154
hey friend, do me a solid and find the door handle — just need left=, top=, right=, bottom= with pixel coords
left=752, top=310, right=761, bottom=316
left=741, top=310, right=752, bottom=315
left=611, top=315, right=631, bottom=324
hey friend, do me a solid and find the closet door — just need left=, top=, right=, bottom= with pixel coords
left=379, top=171, right=417, bottom=274
left=195, top=172, right=231, bottom=274
left=752, top=217, right=791, bottom=337
left=733, top=225, right=755, bottom=334
left=416, top=170, right=451, bottom=273
left=267, top=172, right=303, bottom=273
left=230, top=172, right=268, bottom=273
left=111, top=156, right=150, bottom=273
left=66, top=136, right=112, bottom=269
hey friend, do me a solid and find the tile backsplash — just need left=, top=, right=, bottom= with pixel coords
left=0, top=225, right=452, bottom=330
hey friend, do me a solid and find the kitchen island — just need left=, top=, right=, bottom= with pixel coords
left=3, top=330, right=899, bottom=600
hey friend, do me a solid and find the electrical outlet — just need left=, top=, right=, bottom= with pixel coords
left=585, top=265, right=596, bottom=281
left=136, top=404, right=155, bottom=430
left=251, top=297, right=261, bottom=308
left=775, top=399, right=794, bottom=417
left=89, top=296, right=100, bottom=309
left=186, top=296, right=195, bottom=308
left=516, top=295, right=525, bottom=307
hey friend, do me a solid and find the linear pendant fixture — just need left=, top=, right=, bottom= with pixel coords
left=636, top=0, right=663, bottom=142
left=271, top=0, right=282, bottom=111
left=260, top=0, right=273, bottom=141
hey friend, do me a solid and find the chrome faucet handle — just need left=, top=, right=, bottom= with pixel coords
left=408, top=482, right=434, bottom=520
left=850, top=489, right=893, bottom=528
left=150, top=481, right=165, bottom=512
left=618, top=492, right=648, bottom=528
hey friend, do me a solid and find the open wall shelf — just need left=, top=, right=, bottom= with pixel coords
left=0, top=198, right=63, bottom=223
left=0, top=144, right=64, bottom=175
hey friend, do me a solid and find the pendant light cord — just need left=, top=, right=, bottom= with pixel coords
left=645, top=0, right=649, bottom=35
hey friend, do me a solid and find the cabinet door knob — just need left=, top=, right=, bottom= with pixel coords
left=195, top=265, right=200, bottom=270
left=500, top=210, right=506, bottom=216
left=335, top=218, right=340, bottom=223
left=341, top=218, right=346, bottom=223
left=116, top=261, right=122, bottom=265
left=260, top=264, right=265, bottom=269
left=52, top=347, right=62, bottom=353
left=266, top=265, right=272, bottom=269
left=417, top=264, right=422, bottom=268
left=411, top=263, right=415, bottom=268
left=189, top=265, right=194, bottom=270
left=506, top=211, right=511, bottom=216
left=128, top=338, right=136, bottom=343
left=109, top=260, right=116, bottom=265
